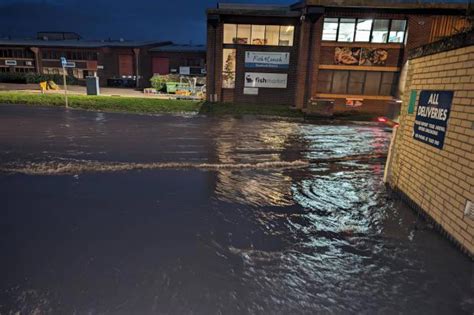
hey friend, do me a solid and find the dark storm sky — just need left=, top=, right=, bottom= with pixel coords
left=0, top=0, right=290, bottom=44
left=0, top=0, right=468, bottom=44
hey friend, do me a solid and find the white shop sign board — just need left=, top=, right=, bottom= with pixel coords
left=5, top=60, right=17, bottom=66
left=245, top=51, right=290, bottom=69
left=244, top=87, right=259, bottom=95
left=244, top=72, right=288, bottom=89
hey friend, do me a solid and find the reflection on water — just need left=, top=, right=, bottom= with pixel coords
left=0, top=105, right=471, bottom=314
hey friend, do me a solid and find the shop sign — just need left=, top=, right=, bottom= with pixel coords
left=179, top=66, right=190, bottom=75
left=346, top=98, right=363, bottom=107
left=97, top=65, right=104, bottom=70
left=335, top=47, right=388, bottom=66
left=5, top=60, right=17, bottom=66
left=413, top=90, right=453, bottom=149
left=244, top=72, right=287, bottom=89
left=244, top=87, right=259, bottom=95
left=245, top=51, right=290, bottom=69
left=64, top=61, right=76, bottom=68
left=407, top=90, right=417, bottom=114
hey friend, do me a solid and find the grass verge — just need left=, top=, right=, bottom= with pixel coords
left=0, top=91, right=378, bottom=121
left=0, top=92, right=202, bottom=114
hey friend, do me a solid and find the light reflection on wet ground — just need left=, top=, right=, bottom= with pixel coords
left=0, top=105, right=472, bottom=314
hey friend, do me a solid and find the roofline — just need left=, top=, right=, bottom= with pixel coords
left=209, top=1, right=469, bottom=17
left=301, top=0, right=469, bottom=12
left=206, top=8, right=300, bottom=18
left=0, top=40, right=172, bottom=49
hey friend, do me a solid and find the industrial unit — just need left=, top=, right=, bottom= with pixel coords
left=0, top=32, right=206, bottom=88
left=206, top=0, right=470, bottom=114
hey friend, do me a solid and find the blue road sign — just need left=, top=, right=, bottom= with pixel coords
left=60, top=57, right=67, bottom=67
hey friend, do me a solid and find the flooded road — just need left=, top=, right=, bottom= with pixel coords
left=0, top=105, right=472, bottom=314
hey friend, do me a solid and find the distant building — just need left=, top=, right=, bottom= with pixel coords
left=0, top=33, right=206, bottom=88
left=206, top=0, right=470, bottom=114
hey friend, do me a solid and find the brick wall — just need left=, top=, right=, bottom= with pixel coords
left=389, top=45, right=474, bottom=255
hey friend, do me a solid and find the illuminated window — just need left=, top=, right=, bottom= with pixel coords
left=322, top=18, right=406, bottom=44
left=265, top=25, right=280, bottom=45
left=338, top=19, right=355, bottom=42
left=279, top=25, right=294, bottom=46
left=236, top=24, right=251, bottom=44
left=223, top=24, right=294, bottom=47
left=222, top=48, right=236, bottom=88
left=371, top=20, right=389, bottom=43
left=251, top=25, right=266, bottom=45
left=355, top=19, right=373, bottom=42
left=389, top=20, right=407, bottom=43
left=223, top=24, right=237, bottom=44
left=322, top=18, right=339, bottom=41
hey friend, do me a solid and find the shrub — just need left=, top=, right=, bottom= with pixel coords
left=0, top=72, right=78, bottom=85
left=150, top=74, right=182, bottom=91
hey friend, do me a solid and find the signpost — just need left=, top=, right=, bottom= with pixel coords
left=60, top=57, right=71, bottom=108
left=60, top=57, right=68, bottom=108
left=413, top=90, right=453, bottom=149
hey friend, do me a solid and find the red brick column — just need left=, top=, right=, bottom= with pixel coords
left=294, top=19, right=312, bottom=109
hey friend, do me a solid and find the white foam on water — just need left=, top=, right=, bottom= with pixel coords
left=0, top=160, right=310, bottom=176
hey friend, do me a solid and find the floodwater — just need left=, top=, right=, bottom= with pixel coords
left=0, top=105, right=472, bottom=314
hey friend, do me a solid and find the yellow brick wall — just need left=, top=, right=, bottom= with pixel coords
left=389, top=45, right=474, bottom=255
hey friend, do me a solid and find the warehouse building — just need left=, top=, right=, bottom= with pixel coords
left=206, top=0, right=470, bottom=115
left=0, top=32, right=206, bottom=88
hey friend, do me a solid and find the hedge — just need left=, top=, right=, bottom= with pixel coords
left=0, top=72, right=79, bottom=85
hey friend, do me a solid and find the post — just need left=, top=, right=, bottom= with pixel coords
left=133, top=48, right=140, bottom=89
left=63, top=66, right=68, bottom=108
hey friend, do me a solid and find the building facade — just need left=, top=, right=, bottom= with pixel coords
left=206, top=0, right=469, bottom=114
left=0, top=33, right=206, bottom=89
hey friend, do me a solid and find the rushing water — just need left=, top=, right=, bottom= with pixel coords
left=0, top=105, right=472, bottom=314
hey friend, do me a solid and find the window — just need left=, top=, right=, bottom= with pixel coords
left=355, top=19, right=373, bottom=42
left=317, top=70, right=333, bottom=93
left=322, top=18, right=339, bottom=41
left=338, top=18, right=356, bottom=42
left=322, top=18, right=407, bottom=44
left=317, top=70, right=399, bottom=96
left=279, top=26, right=294, bottom=46
left=236, top=24, right=251, bottom=44
left=380, top=72, right=398, bottom=95
left=251, top=25, right=266, bottom=45
left=364, top=72, right=382, bottom=94
left=348, top=71, right=365, bottom=94
left=371, top=19, right=389, bottom=43
left=389, top=20, right=407, bottom=43
left=223, top=23, right=294, bottom=46
left=265, top=25, right=280, bottom=45
left=224, top=24, right=237, bottom=44
left=332, top=70, right=349, bottom=93
left=222, top=49, right=236, bottom=88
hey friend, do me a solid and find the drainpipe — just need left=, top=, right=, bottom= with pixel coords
left=30, top=47, right=40, bottom=73
left=133, top=48, right=140, bottom=89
